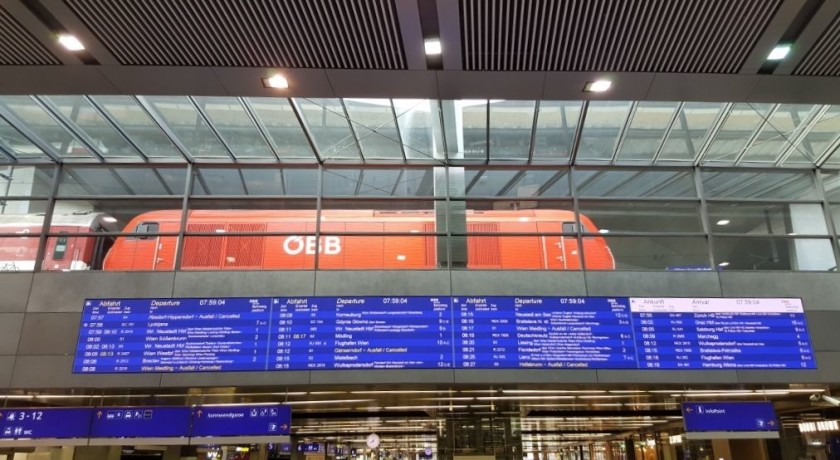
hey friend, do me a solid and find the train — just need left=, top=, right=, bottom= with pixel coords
left=0, top=210, right=615, bottom=271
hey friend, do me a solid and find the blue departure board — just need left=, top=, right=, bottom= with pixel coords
left=192, top=404, right=291, bottom=437
left=73, top=296, right=816, bottom=373
left=0, top=408, right=93, bottom=439
left=90, top=406, right=192, bottom=438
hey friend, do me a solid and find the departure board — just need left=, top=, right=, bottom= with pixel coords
left=74, top=296, right=816, bottom=373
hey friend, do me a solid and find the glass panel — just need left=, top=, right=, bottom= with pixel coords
left=322, top=168, right=436, bottom=197
left=192, top=97, right=274, bottom=159
left=740, top=104, right=817, bottom=164
left=616, top=102, right=679, bottom=162
left=51, top=199, right=183, bottom=232
left=91, top=96, right=183, bottom=160
left=320, top=199, right=440, bottom=231
left=594, top=236, right=710, bottom=270
left=188, top=199, right=316, bottom=214
left=192, top=167, right=318, bottom=196
left=0, top=116, right=49, bottom=160
left=0, top=199, right=47, bottom=218
left=462, top=201, right=574, bottom=233
left=181, top=235, right=316, bottom=270
left=246, top=97, right=315, bottom=160
left=828, top=172, right=840, bottom=201
left=702, top=103, right=773, bottom=164
left=532, top=101, right=582, bottom=163
left=578, top=201, right=702, bottom=233
left=316, top=235, right=437, bottom=270
left=0, top=236, right=39, bottom=271
left=701, top=170, right=818, bottom=200
left=42, top=96, right=144, bottom=160
left=709, top=203, right=827, bottom=235
left=464, top=169, right=570, bottom=197
left=460, top=235, right=584, bottom=270
left=59, top=166, right=186, bottom=196
left=144, top=96, right=230, bottom=159
left=0, top=165, right=55, bottom=197
left=574, top=169, right=697, bottom=198
left=295, top=98, right=361, bottom=161
left=488, top=100, right=535, bottom=161
left=788, top=105, right=840, bottom=166
left=713, top=237, right=836, bottom=271
left=658, top=102, right=726, bottom=162
left=831, top=205, right=840, bottom=233
left=576, top=101, right=632, bottom=161
left=0, top=96, right=95, bottom=159
left=393, top=99, right=444, bottom=161
left=344, top=99, right=403, bottom=160
left=450, top=100, right=488, bottom=162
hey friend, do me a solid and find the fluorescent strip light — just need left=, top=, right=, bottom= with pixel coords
left=424, top=38, right=442, bottom=55
left=583, top=80, right=611, bottom=92
left=768, top=44, right=791, bottom=61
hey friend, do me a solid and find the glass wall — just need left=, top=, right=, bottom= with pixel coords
left=1, top=164, right=839, bottom=272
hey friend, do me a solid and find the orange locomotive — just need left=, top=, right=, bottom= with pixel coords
left=103, top=209, right=615, bottom=271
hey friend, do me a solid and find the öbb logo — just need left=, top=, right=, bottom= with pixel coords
left=283, top=236, right=342, bottom=255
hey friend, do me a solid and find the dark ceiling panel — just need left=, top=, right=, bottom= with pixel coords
left=63, top=0, right=406, bottom=69
left=460, top=0, right=782, bottom=72
left=794, top=12, right=840, bottom=76
left=0, top=7, right=60, bottom=65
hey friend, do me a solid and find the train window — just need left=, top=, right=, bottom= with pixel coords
left=130, top=222, right=159, bottom=240
left=53, top=234, right=68, bottom=260
left=562, top=222, right=578, bottom=233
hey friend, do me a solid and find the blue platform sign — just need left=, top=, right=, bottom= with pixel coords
left=0, top=408, right=93, bottom=439
left=682, top=402, right=778, bottom=432
left=90, top=406, right=191, bottom=438
left=191, top=404, right=291, bottom=437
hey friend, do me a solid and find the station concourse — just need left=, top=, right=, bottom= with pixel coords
left=2, top=1, right=840, bottom=459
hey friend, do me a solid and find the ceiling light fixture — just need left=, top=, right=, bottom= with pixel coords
left=262, top=74, right=289, bottom=89
left=583, top=80, right=612, bottom=93
left=58, top=34, right=85, bottom=51
left=718, top=261, right=730, bottom=267
left=424, top=38, right=442, bottom=56
left=767, top=44, right=792, bottom=61
left=716, top=219, right=730, bottom=226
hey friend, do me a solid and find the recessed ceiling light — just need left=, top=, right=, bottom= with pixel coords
left=718, top=261, right=730, bottom=267
left=262, top=74, right=289, bottom=89
left=583, top=80, right=611, bottom=93
left=716, top=219, right=730, bottom=226
left=767, top=44, right=791, bottom=61
left=58, top=34, right=85, bottom=51
left=424, top=38, right=442, bottom=56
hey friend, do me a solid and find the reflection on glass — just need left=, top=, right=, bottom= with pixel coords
left=616, top=102, right=679, bottom=162
left=295, top=98, right=360, bottom=160
left=90, top=96, right=183, bottom=159
left=463, top=169, right=570, bottom=197
left=825, top=172, right=840, bottom=202
left=0, top=96, right=94, bottom=159
left=701, top=170, right=817, bottom=200
left=709, top=203, right=827, bottom=235
left=788, top=105, right=840, bottom=166
left=393, top=99, right=444, bottom=161
left=144, top=96, right=230, bottom=158
left=703, top=103, right=773, bottom=163
left=192, top=97, right=274, bottom=159
left=246, top=98, right=316, bottom=160
left=0, top=236, right=39, bottom=271
left=593, top=236, right=710, bottom=270
left=576, top=101, right=632, bottom=161
left=192, top=168, right=318, bottom=196
left=344, top=99, right=403, bottom=160
left=740, top=104, right=817, bottom=164
left=488, top=100, right=535, bottom=161
left=532, top=101, right=582, bottom=163
left=51, top=199, right=182, bottom=233
left=462, top=202, right=574, bottom=233
left=0, top=165, right=55, bottom=196
left=441, top=100, right=487, bottom=161
left=713, top=237, right=835, bottom=271
left=575, top=169, right=696, bottom=198
left=659, top=102, right=726, bottom=162
left=0, top=117, right=49, bottom=160
left=579, top=201, right=702, bottom=233
left=0, top=199, right=47, bottom=218
left=463, top=235, right=590, bottom=270
left=42, top=96, right=143, bottom=160
left=59, top=167, right=186, bottom=196
left=831, top=205, right=840, bottom=233
left=322, top=168, right=435, bottom=196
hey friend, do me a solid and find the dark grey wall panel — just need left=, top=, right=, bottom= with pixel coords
left=173, top=271, right=316, bottom=297
left=315, top=271, right=450, bottom=296
left=0, top=314, right=24, bottom=355
left=585, top=272, right=723, bottom=297
left=160, top=371, right=310, bottom=387
left=454, top=369, right=597, bottom=384
left=17, top=313, right=80, bottom=355
left=596, top=369, right=739, bottom=384
left=0, top=356, right=14, bottom=389
left=309, top=369, right=455, bottom=385
left=719, top=273, right=840, bottom=310
left=0, top=273, right=33, bottom=313
left=11, top=356, right=161, bottom=389
left=451, top=271, right=586, bottom=296
left=27, top=272, right=176, bottom=313
left=736, top=351, right=840, bottom=384
left=804, top=311, right=840, bottom=351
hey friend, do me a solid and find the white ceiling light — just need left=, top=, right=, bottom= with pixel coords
left=767, top=44, right=791, bottom=61
left=58, top=34, right=85, bottom=51
left=262, top=74, right=289, bottom=89
left=718, top=261, right=730, bottom=267
left=716, top=219, right=730, bottom=226
left=424, top=38, right=442, bottom=55
left=583, top=80, right=611, bottom=92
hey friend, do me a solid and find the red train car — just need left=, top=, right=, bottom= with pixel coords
left=103, top=209, right=615, bottom=271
